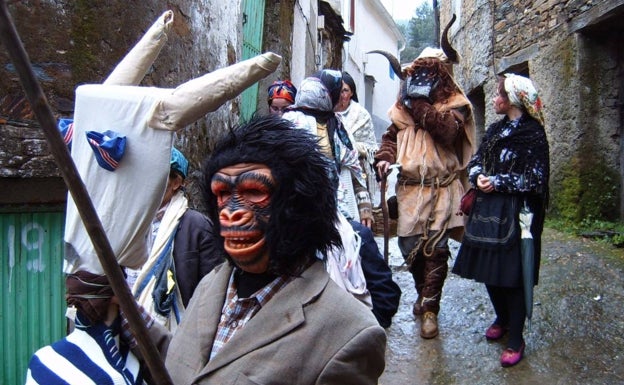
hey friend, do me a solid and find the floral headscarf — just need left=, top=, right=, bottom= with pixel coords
left=504, top=73, right=545, bottom=126
left=267, top=80, right=297, bottom=104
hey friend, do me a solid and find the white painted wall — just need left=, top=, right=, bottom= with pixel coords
left=289, top=0, right=404, bottom=141
left=291, top=0, right=318, bottom=87
left=341, top=0, right=405, bottom=140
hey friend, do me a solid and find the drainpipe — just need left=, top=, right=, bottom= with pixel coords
left=433, top=0, right=440, bottom=46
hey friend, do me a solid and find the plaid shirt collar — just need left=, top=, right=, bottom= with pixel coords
left=226, top=268, right=292, bottom=307
left=210, top=268, right=292, bottom=360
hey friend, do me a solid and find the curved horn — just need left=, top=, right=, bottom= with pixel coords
left=148, top=52, right=282, bottom=131
left=367, top=50, right=405, bottom=80
left=440, top=14, right=459, bottom=64
left=104, top=10, right=174, bottom=86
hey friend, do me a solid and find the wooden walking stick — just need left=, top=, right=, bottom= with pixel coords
left=0, top=2, right=173, bottom=384
left=380, top=171, right=390, bottom=264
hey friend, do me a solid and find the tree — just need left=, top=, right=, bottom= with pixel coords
left=402, top=2, right=435, bottom=63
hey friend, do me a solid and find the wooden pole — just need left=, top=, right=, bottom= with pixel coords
left=380, top=174, right=390, bottom=264
left=0, top=2, right=173, bottom=384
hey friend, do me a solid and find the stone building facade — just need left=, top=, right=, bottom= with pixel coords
left=1, top=0, right=245, bottom=210
left=440, top=0, right=624, bottom=221
left=0, top=0, right=354, bottom=211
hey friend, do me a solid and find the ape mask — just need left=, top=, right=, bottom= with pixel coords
left=202, top=115, right=342, bottom=276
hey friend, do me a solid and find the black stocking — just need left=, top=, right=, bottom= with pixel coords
left=486, top=284, right=509, bottom=326
left=505, top=286, right=526, bottom=351
left=486, top=284, right=526, bottom=350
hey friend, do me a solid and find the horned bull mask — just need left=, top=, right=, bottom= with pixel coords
left=64, top=11, right=281, bottom=274
left=368, top=15, right=459, bottom=105
left=368, top=14, right=459, bottom=79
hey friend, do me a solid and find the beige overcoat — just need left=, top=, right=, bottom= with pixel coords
left=386, top=94, right=476, bottom=239
left=161, top=260, right=386, bottom=384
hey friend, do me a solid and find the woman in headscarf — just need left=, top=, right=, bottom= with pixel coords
left=282, top=69, right=373, bottom=227
left=282, top=70, right=402, bottom=328
left=452, top=74, right=549, bottom=367
left=267, top=80, right=297, bottom=117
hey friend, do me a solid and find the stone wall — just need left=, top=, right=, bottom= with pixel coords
left=441, top=0, right=624, bottom=220
left=0, top=124, right=59, bottom=178
left=259, top=0, right=296, bottom=116
left=0, top=0, right=243, bottom=209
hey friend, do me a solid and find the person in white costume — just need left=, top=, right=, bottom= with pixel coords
left=27, top=10, right=281, bottom=384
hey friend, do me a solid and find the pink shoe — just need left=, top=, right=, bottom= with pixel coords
left=485, top=324, right=508, bottom=340
left=500, top=342, right=525, bottom=367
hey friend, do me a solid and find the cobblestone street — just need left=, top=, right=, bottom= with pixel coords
left=377, top=229, right=624, bottom=385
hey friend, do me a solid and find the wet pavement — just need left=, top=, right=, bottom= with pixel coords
left=376, top=228, right=624, bottom=385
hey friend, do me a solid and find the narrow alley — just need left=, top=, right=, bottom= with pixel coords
left=377, top=229, right=624, bottom=385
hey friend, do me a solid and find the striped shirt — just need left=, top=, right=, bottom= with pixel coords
left=209, top=270, right=292, bottom=360
left=26, top=314, right=143, bottom=385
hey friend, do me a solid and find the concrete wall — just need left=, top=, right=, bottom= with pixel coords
left=291, top=0, right=320, bottom=86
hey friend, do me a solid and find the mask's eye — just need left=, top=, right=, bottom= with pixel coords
left=211, top=180, right=232, bottom=206
left=237, top=179, right=272, bottom=206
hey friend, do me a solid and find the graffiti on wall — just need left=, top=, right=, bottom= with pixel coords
left=6, top=222, right=47, bottom=289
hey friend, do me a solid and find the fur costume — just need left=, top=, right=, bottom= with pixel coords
left=371, top=15, right=476, bottom=323
left=375, top=59, right=476, bottom=249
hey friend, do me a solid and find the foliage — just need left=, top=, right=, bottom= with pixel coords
left=550, top=157, right=582, bottom=222
left=578, top=158, right=619, bottom=222
left=398, top=2, right=436, bottom=63
left=547, top=151, right=621, bottom=247
left=547, top=217, right=624, bottom=248
left=550, top=155, right=619, bottom=223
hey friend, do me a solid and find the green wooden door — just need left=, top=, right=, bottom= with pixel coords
left=241, top=0, right=266, bottom=121
left=1, top=209, right=66, bottom=385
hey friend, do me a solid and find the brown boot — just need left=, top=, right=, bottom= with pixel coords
left=420, top=249, right=449, bottom=315
left=408, top=253, right=425, bottom=317
left=421, top=311, right=439, bottom=339
left=412, top=296, right=423, bottom=316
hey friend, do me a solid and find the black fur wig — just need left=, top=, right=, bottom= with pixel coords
left=201, top=114, right=342, bottom=276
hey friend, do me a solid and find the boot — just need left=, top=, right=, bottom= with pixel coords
left=419, top=249, right=449, bottom=338
left=408, top=254, right=425, bottom=316
left=413, top=296, right=424, bottom=317
left=421, top=311, right=439, bottom=339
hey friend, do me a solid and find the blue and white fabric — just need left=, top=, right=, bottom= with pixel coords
left=25, top=314, right=143, bottom=385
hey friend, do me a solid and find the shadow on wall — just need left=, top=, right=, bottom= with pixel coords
left=372, top=113, right=391, bottom=144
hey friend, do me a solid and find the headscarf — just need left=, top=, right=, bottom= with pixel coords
left=170, top=147, right=188, bottom=178
left=288, top=70, right=352, bottom=156
left=66, top=271, right=114, bottom=324
left=292, top=69, right=342, bottom=112
left=416, top=47, right=449, bottom=63
left=504, top=73, right=545, bottom=126
left=267, top=80, right=297, bottom=105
